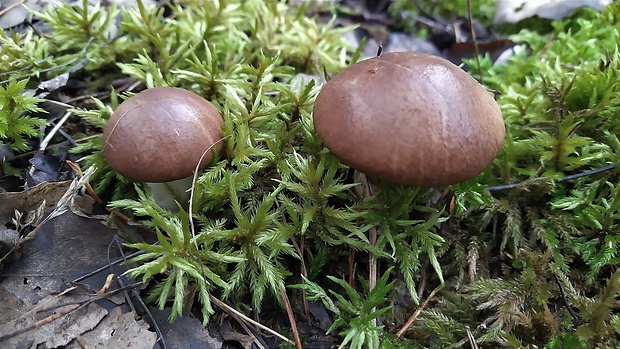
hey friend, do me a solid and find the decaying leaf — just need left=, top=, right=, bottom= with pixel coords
left=0, top=297, right=107, bottom=348
left=66, top=307, right=157, bottom=349
left=1, top=209, right=122, bottom=302
left=0, top=180, right=71, bottom=223
left=0, top=206, right=158, bottom=347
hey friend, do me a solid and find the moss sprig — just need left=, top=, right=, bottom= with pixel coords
left=0, top=79, right=47, bottom=152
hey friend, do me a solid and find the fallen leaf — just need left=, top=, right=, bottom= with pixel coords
left=221, top=330, right=254, bottom=349
left=494, top=0, right=612, bottom=24
left=66, top=307, right=157, bottom=349
left=0, top=180, right=71, bottom=222
left=0, top=210, right=123, bottom=305
left=0, top=297, right=107, bottom=348
left=36, top=73, right=70, bottom=96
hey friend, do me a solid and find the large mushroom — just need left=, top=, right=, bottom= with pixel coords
left=102, top=87, right=224, bottom=211
left=312, top=52, right=505, bottom=187
left=312, top=52, right=506, bottom=299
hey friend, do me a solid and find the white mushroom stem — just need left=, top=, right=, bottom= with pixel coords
left=146, top=176, right=193, bottom=212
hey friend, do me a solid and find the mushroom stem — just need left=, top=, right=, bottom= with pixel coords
left=146, top=176, right=193, bottom=212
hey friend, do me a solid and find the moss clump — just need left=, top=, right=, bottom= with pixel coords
left=0, top=79, right=47, bottom=152
left=4, top=0, right=620, bottom=348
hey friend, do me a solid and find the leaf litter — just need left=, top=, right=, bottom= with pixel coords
left=0, top=169, right=219, bottom=348
left=0, top=172, right=123, bottom=345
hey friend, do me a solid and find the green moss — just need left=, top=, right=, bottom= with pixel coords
left=0, top=79, right=47, bottom=152
left=5, top=0, right=620, bottom=347
left=388, top=0, right=497, bottom=34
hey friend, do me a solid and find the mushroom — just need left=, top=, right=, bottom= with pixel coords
left=312, top=52, right=506, bottom=303
left=312, top=52, right=505, bottom=187
left=102, top=87, right=224, bottom=211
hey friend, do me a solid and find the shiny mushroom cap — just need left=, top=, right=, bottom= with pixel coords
left=312, top=52, right=505, bottom=187
left=102, top=87, right=224, bottom=183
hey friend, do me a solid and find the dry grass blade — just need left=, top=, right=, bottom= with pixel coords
left=396, top=284, right=442, bottom=339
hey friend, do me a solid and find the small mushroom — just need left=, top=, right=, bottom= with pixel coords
left=312, top=52, right=505, bottom=187
left=102, top=87, right=224, bottom=211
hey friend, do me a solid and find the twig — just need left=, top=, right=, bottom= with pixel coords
left=357, top=171, right=378, bottom=326
left=42, top=110, right=71, bottom=143
left=465, top=325, right=479, bottom=349
left=486, top=161, right=620, bottom=192
left=29, top=110, right=73, bottom=176
left=187, top=136, right=229, bottom=238
left=348, top=248, right=356, bottom=287
left=236, top=319, right=267, bottom=349
left=108, top=238, right=167, bottom=349
left=290, top=235, right=311, bottom=324
left=280, top=288, right=303, bottom=349
left=12, top=135, right=99, bottom=161
left=417, top=268, right=427, bottom=301
left=0, top=38, right=94, bottom=84
left=108, top=240, right=136, bottom=316
left=43, top=99, right=74, bottom=109
left=1, top=303, right=82, bottom=340
left=396, top=284, right=442, bottom=338
left=448, top=317, right=495, bottom=348
left=0, top=282, right=142, bottom=342
left=0, top=0, right=25, bottom=16
left=274, top=197, right=311, bottom=324
left=75, top=334, right=89, bottom=349
left=2, top=286, right=77, bottom=329
left=553, top=274, right=580, bottom=323
left=65, top=160, right=134, bottom=223
left=209, top=295, right=294, bottom=345
left=541, top=33, right=556, bottom=56
left=71, top=250, right=145, bottom=284
left=466, top=0, right=483, bottom=83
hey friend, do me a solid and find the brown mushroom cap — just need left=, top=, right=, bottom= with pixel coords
left=312, top=52, right=505, bottom=187
left=102, top=87, right=224, bottom=183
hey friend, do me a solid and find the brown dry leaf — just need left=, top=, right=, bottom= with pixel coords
left=0, top=180, right=73, bottom=264
left=1, top=210, right=123, bottom=304
left=0, top=180, right=71, bottom=223
left=221, top=330, right=254, bottom=349
left=0, top=296, right=107, bottom=348
left=0, top=209, right=135, bottom=347
left=69, top=194, right=97, bottom=217
left=66, top=307, right=157, bottom=349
